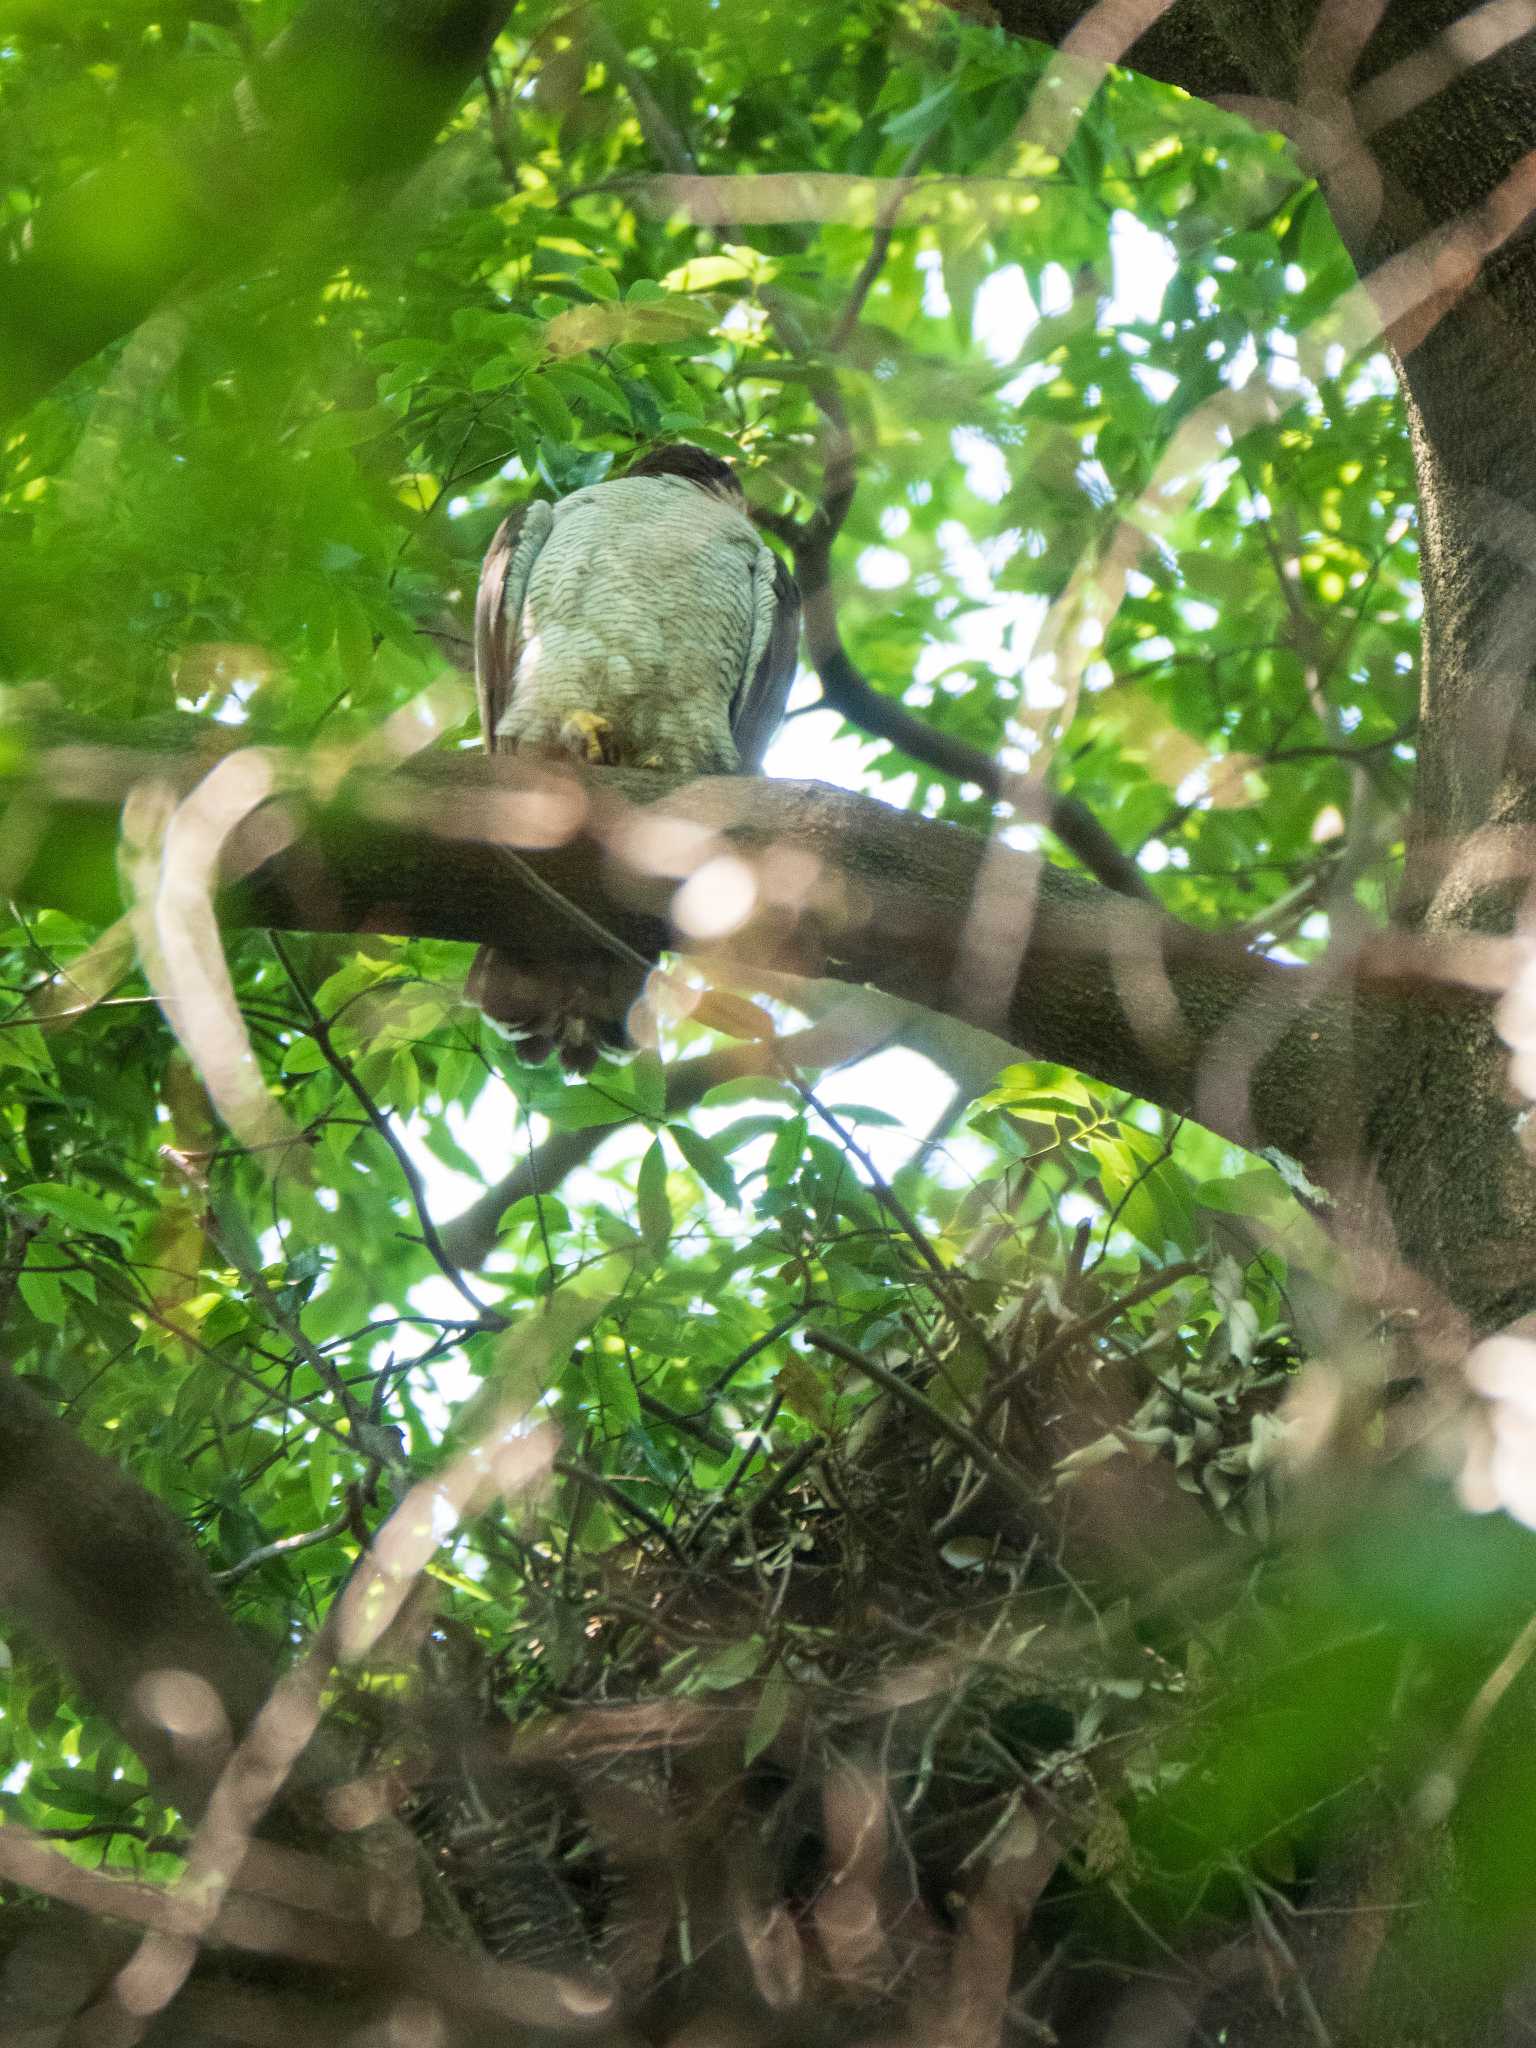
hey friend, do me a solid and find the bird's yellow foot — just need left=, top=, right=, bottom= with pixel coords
left=560, top=710, right=618, bottom=764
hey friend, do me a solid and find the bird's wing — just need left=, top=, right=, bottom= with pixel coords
left=729, top=544, right=801, bottom=771
left=474, top=498, right=554, bottom=753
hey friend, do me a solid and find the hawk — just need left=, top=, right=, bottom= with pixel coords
left=468, top=443, right=801, bottom=1071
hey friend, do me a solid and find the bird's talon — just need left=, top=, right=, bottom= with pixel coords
left=560, top=710, right=617, bottom=764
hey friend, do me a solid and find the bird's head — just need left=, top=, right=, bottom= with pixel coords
left=625, top=442, right=745, bottom=504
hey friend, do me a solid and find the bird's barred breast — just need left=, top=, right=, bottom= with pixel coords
left=502, top=475, right=761, bottom=772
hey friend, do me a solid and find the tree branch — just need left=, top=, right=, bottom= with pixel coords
left=793, top=547, right=1159, bottom=903
left=438, top=1014, right=897, bottom=1269
left=986, top=2, right=1256, bottom=107
left=9, top=739, right=1481, bottom=1190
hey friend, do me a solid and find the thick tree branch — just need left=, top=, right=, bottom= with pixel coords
left=9, top=739, right=1486, bottom=1190
left=989, top=1, right=1255, bottom=105
left=979, top=2, right=1536, bottom=1351
left=0, top=0, right=512, bottom=423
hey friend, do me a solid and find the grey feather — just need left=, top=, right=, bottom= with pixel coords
left=731, top=548, right=800, bottom=771
left=477, top=473, right=792, bottom=771
left=468, top=450, right=799, bottom=1068
left=474, top=497, right=554, bottom=754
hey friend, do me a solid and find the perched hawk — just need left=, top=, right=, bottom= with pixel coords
left=468, top=443, right=801, bottom=1070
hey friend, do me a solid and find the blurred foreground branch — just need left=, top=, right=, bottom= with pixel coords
left=0, top=0, right=511, bottom=423
left=0, top=1371, right=273, bottom=1817
left=6, top=738, right=1500, bottom=1195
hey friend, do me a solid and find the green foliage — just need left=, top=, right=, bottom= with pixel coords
left=0, top=0, right=1480, bottom=2016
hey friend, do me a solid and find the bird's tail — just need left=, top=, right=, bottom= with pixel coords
left=467, top=946, right=643, bottom=1075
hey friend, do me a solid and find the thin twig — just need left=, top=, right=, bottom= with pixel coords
left=213, top=1508, right=354, bottom=1584
left=780, top=1066, right=1020, bottom=1404
left=828, top=132, right=940, bottom=356
left=554, top=1454, right=690, bottom=1564
left=805, top=1326, right=1038, bottom=1516
left=270, top=933, right=498, bottom=1325
left=975, top=1262, right=1203, bottom=1430
left=166, top=1151, right=375, bottom=1437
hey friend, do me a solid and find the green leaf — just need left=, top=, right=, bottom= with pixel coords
left=883, top=78, right=957, bottom=146
left=18, top=1269, right=66, bottom=1325
left=582, top=1053, right=664, bottom=1124
left=583, top=1347, right=641, bottom=1426
left=301, top=407, right=394, bottom=452
left=283, top=1037, right=326, bottom=1074
left=744, top=1664, right=791, bottom=1764
left=687, top=1636, right=765, bottom=1691
left=0, top=1024, right=55, bottom=1075
left=542, top=361, right=632, bottom=423
left=471, top=351, right=536, bottom=392
left=670, top=1123, right=739, bottom=1205
left=521, top=373, right=577, bottom=441
left=764, top=1115, right=807, bottom=1190
left=14, top=1182, right=133, bottom=1247
left=662, top=254, right=754, bottom=291
left=637, top=1139, right=672, bottom=1255
left=499, top=1194, right=573, bottom=1238
left=540, top=1082, right=649, bottom=1132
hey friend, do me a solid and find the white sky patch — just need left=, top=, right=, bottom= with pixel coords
left=937, top=517, right=1004, bottom=602
left=1267, top=338, right=1304, bottom=391
left=1345, top=353, right=1400, bottom=403
left=1022, top=656, right=1067, bottom=713
left=1075, top=455, right=1115, bottom=506
left=999, top=361, right=1060, bottom=411
left=1131, top=363, right=1180, bottom=403
left=951, top=426, right=1010, bottom=503
left=763, top=666, right=884, bottom=789
left=835, top=1049, right=974, bottom=1173
left=918, top=247, right=951, bottom=319
left=973, top=263, right=1035, bottom=364
left=1133, top=633, right=1175, bottom=666
left=397, top=1097, right=500, bottom=1217
left=719, top=298, right=759, bottom=335
left=999, top=820, right=1043, bottom=853
left=693, top=1043, right=963, bottom=1183
left=1038, top=262, right=1074, bottom=316
left=372, top=1274, right=492, bottom=1430
left=1108, top=211, right=1177, bottom=323
left=1195, top=456, right=1240, bottom=510
left=857, top=544, right=912, bottom=589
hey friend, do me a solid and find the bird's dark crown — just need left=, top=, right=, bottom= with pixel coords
left=625, top=442, right=744, bottom=502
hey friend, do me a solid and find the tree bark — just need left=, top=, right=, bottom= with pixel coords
left=988, top=0, right=1536, bottom=1326
left=989, top=10, right=1536, bottom=2041
left=9, top=739, right=1506, bottom=1293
